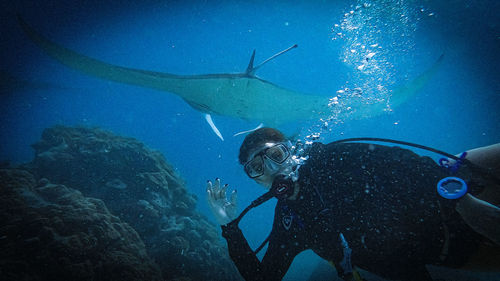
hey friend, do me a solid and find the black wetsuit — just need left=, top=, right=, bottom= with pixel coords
left=222, top=142, right=484, bottom=281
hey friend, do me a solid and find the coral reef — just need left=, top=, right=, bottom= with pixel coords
left=25, top=126, right=240, bottom=280
left=0, top=168, right=162, bottom=281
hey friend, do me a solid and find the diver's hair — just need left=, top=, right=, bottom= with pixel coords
left=239, top=127, right=287, bottom=164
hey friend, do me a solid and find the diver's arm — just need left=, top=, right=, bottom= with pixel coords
left=455, top=143, right=500, bottom=246
left=463, top=143, right=500, bottom=176
left=455, top=193, right=500, bottom=245
left=221, top=223, right=263, bottom=280
left=221, top=222, right=297, bottom=281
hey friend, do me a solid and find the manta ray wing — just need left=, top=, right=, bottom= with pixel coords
left=18, top=16, right=325, bottom=125
left=18, top=16, right=443, bottom=138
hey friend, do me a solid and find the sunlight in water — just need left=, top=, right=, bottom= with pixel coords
left=331, top=0, right=420, bottom=110
left=298, top=0, right=432, bottom=150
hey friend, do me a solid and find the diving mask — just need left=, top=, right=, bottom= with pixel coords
left=244, top=142, right=291, bottom=178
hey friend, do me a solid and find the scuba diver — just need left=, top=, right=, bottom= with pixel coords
left=206, top=128, right=500, bottom=281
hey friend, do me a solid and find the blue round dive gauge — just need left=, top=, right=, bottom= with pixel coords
left=437, top=177, right=468, bottom=199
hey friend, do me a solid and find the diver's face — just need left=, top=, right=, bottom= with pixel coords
left=244, top=142, right=293, bottom=189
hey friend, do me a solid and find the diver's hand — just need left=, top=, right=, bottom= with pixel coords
left=206, top=178, right=238, bottom=225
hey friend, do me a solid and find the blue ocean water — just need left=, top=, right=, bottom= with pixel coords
left=0, top=0, right=499, bottom=280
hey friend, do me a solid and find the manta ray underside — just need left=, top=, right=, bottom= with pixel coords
left=18, top=16, right=443, bottom=140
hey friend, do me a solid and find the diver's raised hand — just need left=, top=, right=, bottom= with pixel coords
left=206, top=178, right=238, bottom=225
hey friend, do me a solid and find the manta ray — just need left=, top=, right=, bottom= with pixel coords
left=18, top=16, right=443, bottom=140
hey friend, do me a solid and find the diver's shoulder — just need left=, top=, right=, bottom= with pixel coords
left=320, top=141, right=417, bottom=154
left=313, top=141, right=371, bottom=153
left=306, top=141, right=354, bottom=157
left=305, top=141, right=365, bottom=163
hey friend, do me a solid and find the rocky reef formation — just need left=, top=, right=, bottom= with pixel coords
left=2, top=126, right=241, bottom=280
left=0, top=168, right=162, bottom=281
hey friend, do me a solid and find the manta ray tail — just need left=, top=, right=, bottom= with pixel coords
left=246, top=44, right=298, bottom=76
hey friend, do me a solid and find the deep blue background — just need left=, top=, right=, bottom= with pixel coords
left=1, top=0, right=499, bottom=279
